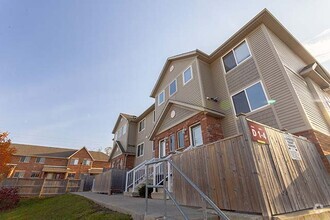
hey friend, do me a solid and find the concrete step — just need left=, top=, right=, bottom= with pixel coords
left=123, top=191, right=140, bottom=197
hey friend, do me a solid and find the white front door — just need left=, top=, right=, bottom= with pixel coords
left=191, top=124, right=203, bottom=147
left=159, top=139, right=166, bottom=158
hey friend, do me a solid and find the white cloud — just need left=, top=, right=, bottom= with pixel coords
left=304, top=29, right=330, bottom=63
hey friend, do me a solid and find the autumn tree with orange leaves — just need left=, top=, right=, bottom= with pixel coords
left=0, top=132, right=15, bottom=181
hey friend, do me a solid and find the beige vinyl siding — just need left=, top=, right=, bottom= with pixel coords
left=114, top=117, right=129, bottom=150
left=286, top=70, right=330, bottom=135
left=210, top=58, right=238, bottom=137
left=198, top=59, right=220, bottom=111
left=267, top=27, right=330, bottom=134
left=134, top=110, right=154, bottom=166
left=246, top=106, right=279, bottom=128
left=226, top=58, right=260, bottom=94
left=158, top=105, right=198, bottom=134
left=249, top=25, right=306, bottom=131
left=267, top=29, right=306, bottom=73
left=154, top=57, right=203, bottom=121
left=128, top=122, right=137, bottom=146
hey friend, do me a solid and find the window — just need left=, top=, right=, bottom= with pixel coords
left=20, top=156, right=30, bottom=163
left=70, top=158, right=79, bottom=165
left=138, top=119, right=145, bottom=132
left=232, top=82, right=268, bottom=115
left=169, top=134, right=175, bottom=152
left=123, top=124, right=127, bottom=135
left=30, top=171, right=40, bottom=178
left=82, top=159, right=91, bottom=166
left=35, top=157, right=45, bottom=164
left=158, top=91, right=165, bottom=105
left=222, top=40, right=251, bottom=72
left=152, top=141, right=155, bottom=152
left=191, top=124, right=203, bottom=147
left=177, top=130, right=185, bottom=149
left=13, top=171, right=25, bottom=178
left=169, top=79, right=177, bottom=96
left=137, top=143, right=144, bottom=157
left=159, top=139, right=166, bottom=158
left=153, top=111, right=156, bottom=123
left=183, top=67, right=193, bottom=85
left=67, top=173, right=75, bottom=179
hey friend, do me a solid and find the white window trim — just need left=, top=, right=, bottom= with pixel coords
left=189, top=123, right=203, bottom=147
left=169, top=79, right=178, bottom=97
left=138, top=118, right=146, bottom=133
left=70, top=158, right=79, bottom=165
left=82, top=158, right=91, bottom=166
left=230, top=81, right=269, bottom=116
left=182, top=66, right=193, bottom=86
left=158, top=138, right=166, bottom=158
left=177, top=129, right=185, bottom=149
left=137, top=142, right=144, bottom=157
left=158, top=90, right=165, bottom=106
left=221, top=39, right=252, bottom=74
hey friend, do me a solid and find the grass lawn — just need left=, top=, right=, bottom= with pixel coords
left=0, top=194, right=132, bottom=220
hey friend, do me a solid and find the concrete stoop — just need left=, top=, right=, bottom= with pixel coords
left=124, top=191, right=140, bottom=197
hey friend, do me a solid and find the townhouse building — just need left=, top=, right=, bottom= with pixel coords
left=8, top=144, right=110, bottom=179
left=110, top=9, right=330, bottom=172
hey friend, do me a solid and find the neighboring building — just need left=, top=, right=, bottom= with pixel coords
left=110, top=9, right=330, bottom=171
left=109, top=105, right=155, bottom=169
left=8, top=144, right=110, bottom=179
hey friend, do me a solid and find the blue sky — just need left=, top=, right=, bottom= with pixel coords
left=1, top=0, right=330, bottom=151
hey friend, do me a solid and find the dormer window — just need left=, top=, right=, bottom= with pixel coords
left=183, top=66, right=193, bottom=85
left=158, top=90, right=165, bottom=106
left=222, top=40, right=251, bottom=73
left=169, top=79, right=177, bottom=96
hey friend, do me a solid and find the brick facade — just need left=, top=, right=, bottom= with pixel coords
left=153, top=112, right=224, bottom=158
left=110, top=154, right=135, bottom=170
left=294, top=129, right=330, bottom=172
left=9, top=146, right=110, bottom=180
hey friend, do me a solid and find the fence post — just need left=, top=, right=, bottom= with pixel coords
left=39, top=178, right=46, bottom=198
left=167, top=161, right=172, bottom=192
left=153, top=164, right=156, bottom=193
left=65, top=179, right=70, bottom=193
left=132, top=170, right=136, bottom=192
left=238, top=114, right=272, bottom=219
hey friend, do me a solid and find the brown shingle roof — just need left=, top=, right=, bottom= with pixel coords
left=12, top=143, right=76, bottom=158
left=11, top=143, right=109, bottom=161
left=89, top=151, right=109, bottom=162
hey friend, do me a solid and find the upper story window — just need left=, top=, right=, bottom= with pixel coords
left=138, top=118, right=145, bottom=132
left=183, top=66, right=193, bottom=85
left=30, top=171, right=41, bottom=178
left=70, top=158, right=79, bottom=165
left=20, top=156, right=30, bottom=163
left=177, top=130, right=185, bottom=149
left=137, top=143, right=144, bottom=157
left=169, top=134, right=176, bottom=152
left=222, top=40, right=251, bottom=73
left=13, top=171, right=25, bottom=178
left=67, top=173, right=75, bottom=179
left=82, top=159, right=91, bottom=166
left=153, top=111, right=156, bottom=123
left=35, top=157, right=45, bottom=164
left=169, top=79, right=177, bottom=96
left=158, top=90, right=165, bottom=106
left=232, top=81, right=268, bottom=115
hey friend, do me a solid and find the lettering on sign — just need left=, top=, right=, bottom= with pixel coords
left=247, top=121, right=269, bottom=144
left=284, top=134, right=302, bottom=160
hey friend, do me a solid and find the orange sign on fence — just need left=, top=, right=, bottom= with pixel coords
left=248, top=121, right=269, bottom=144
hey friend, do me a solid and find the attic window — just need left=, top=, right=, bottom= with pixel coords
left=183, top=66, right=193, bottom=85
left=223, top=40, right=251, bottom=72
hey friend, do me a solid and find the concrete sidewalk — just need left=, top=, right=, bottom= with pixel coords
left=74, top=192, right=262, bottom=220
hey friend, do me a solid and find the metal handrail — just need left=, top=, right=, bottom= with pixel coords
left=145, top=157, right=230, bottom=220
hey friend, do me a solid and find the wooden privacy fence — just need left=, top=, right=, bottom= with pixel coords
left=92, top=168, right=126, bottom=194
left=172, top=116, right=330, bottom=218
left=0, top=178, right=81, bottom=197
